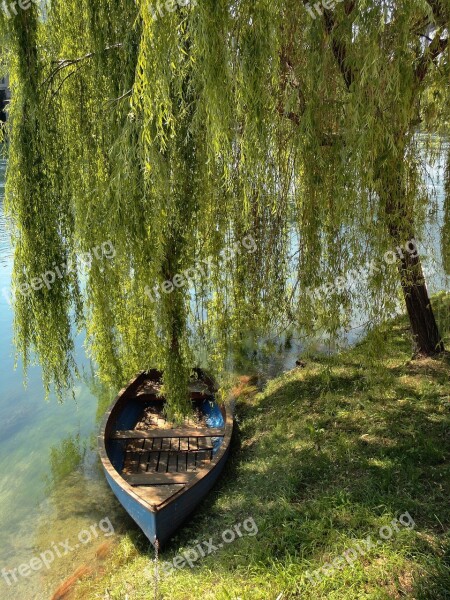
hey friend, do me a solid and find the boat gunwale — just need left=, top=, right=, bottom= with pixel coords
left=98, top=370, right=233, bottom=513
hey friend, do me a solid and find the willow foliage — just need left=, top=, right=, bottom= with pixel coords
left=1, top=0, right=449, bottom=418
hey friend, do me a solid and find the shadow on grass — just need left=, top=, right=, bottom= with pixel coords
left=158, top=322, right=450, bottom=596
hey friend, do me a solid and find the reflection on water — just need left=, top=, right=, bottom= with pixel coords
left=0, top=150, right=448, bottom=599
left=45, top=433, right=86, bottom=493
left=0, top=159, right=10, bottom=267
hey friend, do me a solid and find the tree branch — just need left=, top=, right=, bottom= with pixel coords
left=425, top=0, right=449, bottom=27
left=277, top=45, right=307, bottom=125
left=277, top=105, right=301, bottom=125
left=104, top=88, right=133, bottom=108
left=322, top=2, right=357, bottom=90
left=415, top=30, right=448, bottom=82
left=44, top=43, right=123, bottom=87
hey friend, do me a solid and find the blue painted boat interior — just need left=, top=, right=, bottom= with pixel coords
left=201, top=398, right=225, bottom=454
left=107, top=397, right=156, bottom=471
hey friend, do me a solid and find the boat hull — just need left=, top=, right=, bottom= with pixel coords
left=98, top=371, right=233, bottom=546
left=102, top=438, right=231, bottom=545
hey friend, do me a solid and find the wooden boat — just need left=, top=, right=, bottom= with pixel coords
left=98, top=369, right=233, bottom=546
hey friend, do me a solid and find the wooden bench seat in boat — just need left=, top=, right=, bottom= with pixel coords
left=124, top=472, right=199, bottom=485
left=110, top=427, right=224, bottom=439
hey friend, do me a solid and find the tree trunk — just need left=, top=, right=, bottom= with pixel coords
left=396, top=244, right=445, bottom=356
left=321, top=0, right=446, bottom=357
left=380, top=150, right=445, bottom=357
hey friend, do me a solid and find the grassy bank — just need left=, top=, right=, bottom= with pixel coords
left=73, top=293, right=450, bottom=600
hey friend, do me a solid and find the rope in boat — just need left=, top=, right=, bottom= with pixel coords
left=153, top=538, right=160, bottom=600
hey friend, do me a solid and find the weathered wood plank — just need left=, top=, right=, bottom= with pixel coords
left=138, top=484, right=185, bottom=506
left=152, top=438, right=162, bottom=451
left=196, top=450, right=210, bottom=470
left=187, top=452, right=197, bottom=471
left=147, top=450, right=159, bottom=472
left=139, top=440, right=153, bottom=472
left=141, top=446, right=212, bottom=454
left=124, top=439, right=145, bottom=474
left=177, top=452, right=187, bottom=473
left=158, top=451, right=169, bottom=473
left=167, top=452, right=177, bottom=473
left=161, top=437, right=171, bottom=451
left=124, top=472, right=198, bottom=485
left=198, top=437, right=210, bottom=450
left=111, top=427, right=224, bottom=440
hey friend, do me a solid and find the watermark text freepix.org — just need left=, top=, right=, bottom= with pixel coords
left=149, top=0, right=197, bottom=21
left=1, top=240, right=115, bottom=306
left=157, top=516, right=258, bottom=576
left=144, top=234, right=257, bottom=303
left=304, top=0, right=344, bottom=20
left=305, top=238, right=420, bottom=301
left=305, top=511, right=416, bottom=585
left=2, top=0, right=40, bottom=19
left=1, top=517, right=115, bottom=587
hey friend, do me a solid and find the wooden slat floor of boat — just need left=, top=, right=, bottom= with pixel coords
left=122, top=439, right=145, bottom=474
left=135, top=380, right=212, bottom=398
left=122, top=436, right=214, bottom=481
left=111, top=427, right=224, bottom=439
left=139, top=440, right=213, bottom=452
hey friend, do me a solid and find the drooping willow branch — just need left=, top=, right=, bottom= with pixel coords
left=4, top=0, right=449, bottom=414
left=425, top=0, right=449, bottom=27
left=44, top=43, right=123, bottom=87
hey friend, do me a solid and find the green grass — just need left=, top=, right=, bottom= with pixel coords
left=74, top=292, right=450, bottom=600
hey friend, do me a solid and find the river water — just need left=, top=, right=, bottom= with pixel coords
left=0, top=157, right=133, bottom=599
left=0, top=155, right=448, bottom=600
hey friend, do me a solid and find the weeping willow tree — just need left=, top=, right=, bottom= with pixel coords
left=1, top=0, right=449, bottom=418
